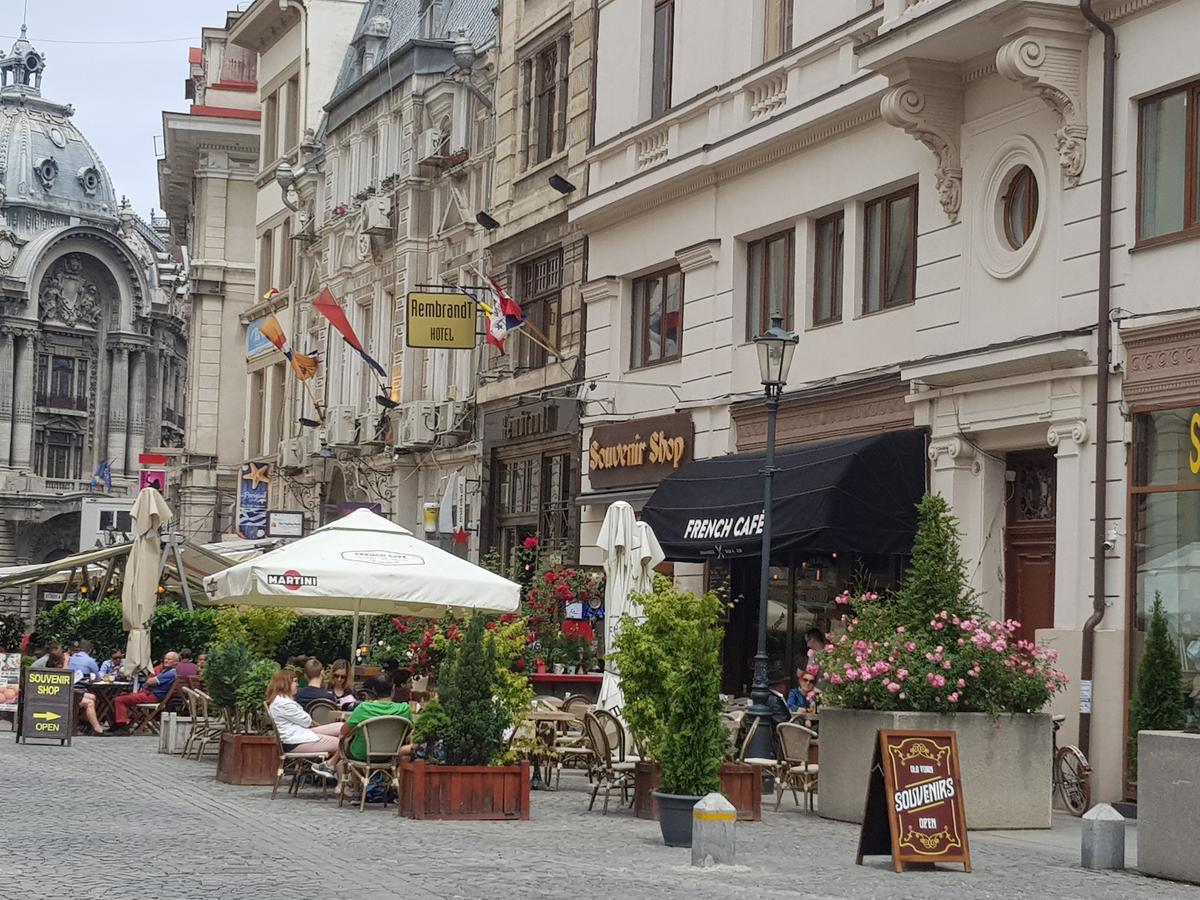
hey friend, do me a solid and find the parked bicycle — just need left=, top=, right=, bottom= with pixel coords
left=1052, top=714, right=1092, bottom=816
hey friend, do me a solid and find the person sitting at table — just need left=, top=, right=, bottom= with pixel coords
left=99, top=649, right=124, bottom=677
left=196, top=651, right=207, bottom=677
left=765, top=667, right=792, bottom=727
left=340, top=670, right=414, bottom=765
left=296, top=657, right=335, bottom=706
left=109, top=651, right=179, bottom=734
left=787, top=667, right=817, bottom=712
left=47, top=649, right=106, bottom=735
left=265, top=669, right=341, bottom=780
left=327, top=659, right=356, bottom=708
left=32, top=642, right=61, bottom=668
left=67, top=640, right=100, bottom=680
left=174, top=649, right=199, bottom=679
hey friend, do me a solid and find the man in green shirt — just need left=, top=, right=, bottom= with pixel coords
left=340, top=670, right=414, bottom=762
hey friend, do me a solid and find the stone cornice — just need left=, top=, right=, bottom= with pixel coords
left=995, top=10, right=1089, bottom=186
left=880, top=59, right=964, bottom=223
left=579, top=276, right=619, bottom=305
left=675, top=239, right=721, bottom=273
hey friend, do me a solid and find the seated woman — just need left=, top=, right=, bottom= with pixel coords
left=787, top=667, right=818, bottom=712
left=265, top=669, right=342, bottom=779
left=47, top=650, right=106, bottom=736
left=327, top=659, right=357, bottom=709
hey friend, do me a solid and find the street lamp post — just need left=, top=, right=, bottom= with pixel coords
left=745, top=315, right=798, bottom=763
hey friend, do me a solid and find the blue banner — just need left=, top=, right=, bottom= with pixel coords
left=246, top=317, right=273, bottom=358
left=237, top=461, right=271, bottom=539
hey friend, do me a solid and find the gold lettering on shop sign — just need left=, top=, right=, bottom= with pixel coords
left=1190, top=412, right=1200, bottom=475
left=589, top=430, right=687, bottom=472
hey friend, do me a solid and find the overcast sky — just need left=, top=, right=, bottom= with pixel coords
left=3, top=0, right=246, bottom=219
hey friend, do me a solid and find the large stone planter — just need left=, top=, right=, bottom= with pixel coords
left=1137, top=731, right=1200, bottom=884
left=818, top=708, right=1051, bottom=829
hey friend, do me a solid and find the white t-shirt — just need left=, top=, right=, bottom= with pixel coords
left=268, top=695, right=319, bottom=747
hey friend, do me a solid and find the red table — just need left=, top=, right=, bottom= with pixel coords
left=529, top=673, right=602, bottom=703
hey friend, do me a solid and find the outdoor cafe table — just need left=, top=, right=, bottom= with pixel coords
left=86, top=681, right=133, bottom=726
left=524, top=709, right=581, bottom=791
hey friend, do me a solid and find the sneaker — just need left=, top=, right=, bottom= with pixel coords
left=310, top=762, right=337, bottom=781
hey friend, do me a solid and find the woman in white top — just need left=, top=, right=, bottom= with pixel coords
left=266, top=669, right=342, bottom=779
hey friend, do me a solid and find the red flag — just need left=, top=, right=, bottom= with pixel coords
left=312, top=288, right=388, bottom=379
left=483, top=274, right=524, bottom=328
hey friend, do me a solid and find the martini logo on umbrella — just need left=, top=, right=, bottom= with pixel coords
left=267, top=570, right=318, bottom=590
left=341, top=550, right=423, bottom=567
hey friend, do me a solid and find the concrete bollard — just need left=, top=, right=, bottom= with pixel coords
left=691, top=792, right=737, bottom=868
left=1081, top=803, right=1126, bottom=870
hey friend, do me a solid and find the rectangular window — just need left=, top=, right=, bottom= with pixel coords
left=523, top=35, right=570, bottom=168
left=368, top=129, right=379, bottom=184
left=1138, top=82, right=1200, bottom=242
left=631, top=267, right=683, bottom=368
left=263, top=91, right=279, bottom=165
left=283, top=75, right=300, bottom=152
left=863, top=186, right=916, bottom=314
left=746, top=229, right=794, bottom=338
left=258, top=228, right=275, bottom=296
left=651, top=0, right=674, bottom=118
left=763, top=0, right=793, bottom=62
left=813, top=211, right=844, bottom=325
left=513, top=250, right=563, bottom=371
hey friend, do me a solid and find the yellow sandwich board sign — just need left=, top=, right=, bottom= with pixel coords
left=405, top=292, right=476, bottom=349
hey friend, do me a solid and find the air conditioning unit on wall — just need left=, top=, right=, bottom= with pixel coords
left=326, top=405, right=358, bottom=447
left=417, top=128, right=444, bottom=164
left=436, top=400, right=469, bottom=435
left=392, top=401, right=438, bottom=449
left=277, top=437, right=304, bottom=469
left=357, top=412, right=385, bottom=446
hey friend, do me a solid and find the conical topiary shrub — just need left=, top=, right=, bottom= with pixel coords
left=1130, top=594, right=1188, bottom=774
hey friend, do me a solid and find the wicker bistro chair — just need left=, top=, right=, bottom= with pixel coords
left=739, top=715, right=782, bottom=773
left=582, top=712, right=635, bottom=815
left=336, top=715, right=414, bottom=814
left=264, top=704, right=331, bottom=800
left=189, top=689, right=226, bottom=759
left=775, top=723, right=819, bottom=812
left=592, top=708, right=638, bottom=764
left=562, top=694, right=592, bottom=718
left=306, top=699, right=341, bottom=726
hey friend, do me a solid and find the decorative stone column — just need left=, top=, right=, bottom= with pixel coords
left=1047, top=419, right=1090, bottom=628
left=126, top=349, right=147, bottom=472
left=107, top=345, right=129, bottom=474
left=0, top=330, right=14, bottom=467
left=10, top=331, right=34, bottom=470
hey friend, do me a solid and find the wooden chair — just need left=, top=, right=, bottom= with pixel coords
left=189, top=689, right=226, bottom=759
left=265, top=703, right=331, bottom=800
left=336, top=715, right=413, bottom=813
left=582, top=712, right=634, bottom=815
left=306, top=699, right=341, bottom=726
left=130, top=678, right=188, bottom=735
left=774, top=723, right=819, bottom=812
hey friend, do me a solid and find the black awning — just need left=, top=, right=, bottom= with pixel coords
left=640, top=429, right=927, bottom=562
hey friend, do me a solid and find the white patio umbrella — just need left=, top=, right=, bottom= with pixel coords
left=596, top=501, right=664, bottom=712
left=202, top=510, right=520, bottom=670
left=122, top=488, right=172, bottom=675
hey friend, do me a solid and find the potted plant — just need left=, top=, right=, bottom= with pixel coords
left=399, top=613, right=533, bottom=820
left=817, top=494, right=1068, bottom=828
left=205, top=637, right=280, bottom=785
left=611, top=578, right=737, bottom=843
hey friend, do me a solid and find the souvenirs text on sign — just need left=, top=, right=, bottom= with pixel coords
left=587, top=413, right=693, bottom=490
left=17, top=667, right=75, bottom=746
left=237, top=461, right=271, bottom=539
left=856, top=730, right=971, bottom=873
left=405, top=292, right=477, bottom=349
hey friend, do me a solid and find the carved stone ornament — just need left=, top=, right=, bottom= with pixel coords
left=38, top=254, right=102, bottom=327
left=0, top=224, right=25, bottom=271
left=880, top=61, right=964, bottom=223
left=995, top=19, right=1088, bottom=185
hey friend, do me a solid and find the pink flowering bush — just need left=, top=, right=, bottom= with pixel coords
left=821, top=495, right=1067, bottom=716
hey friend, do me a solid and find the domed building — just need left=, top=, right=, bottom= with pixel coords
left=0, top=28, right=187, bottom=617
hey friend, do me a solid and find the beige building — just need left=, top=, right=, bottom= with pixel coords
left=159, top=12, right=261, bottom=541
left=476, top=0, right=595, bottom=563
left=228, top=0, right=366, bottom=537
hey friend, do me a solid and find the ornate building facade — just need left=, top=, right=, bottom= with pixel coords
left=0, top=29, right=185, bottom=617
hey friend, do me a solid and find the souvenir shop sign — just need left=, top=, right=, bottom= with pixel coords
left=587, top=413, right=693, bottom=490
left=17, top=667, right=75, bottom=746
left=857, top=730, right=971, bottom=873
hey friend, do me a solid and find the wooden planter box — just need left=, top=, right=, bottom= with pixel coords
left=399, top=759, right=530, bottom=820
left=215, top=733, right=278, bottom=786
left=633, top=761, right=761, bottom=822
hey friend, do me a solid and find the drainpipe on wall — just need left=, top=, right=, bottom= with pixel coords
left=1078, top=0, right=1116, bottom=761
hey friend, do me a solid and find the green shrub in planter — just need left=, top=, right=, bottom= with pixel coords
left=658, top=614, right=724, bottom=796
left=1130, top=594, right=1188, bottom=773
left=438, top=613, right=512, bottom=766
left=150, top=604, right=219, bottom=656
left=203, top=638, right=276, bottom=732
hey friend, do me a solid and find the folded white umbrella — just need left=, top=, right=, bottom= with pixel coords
left=201, top=508, right=519, bottom=618
left=597, top=501, right=665, bottom=712
left=123, top=488, right=172, bottom=674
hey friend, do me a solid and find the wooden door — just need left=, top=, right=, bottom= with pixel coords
left=1005, top=451, right=1057, bottom=643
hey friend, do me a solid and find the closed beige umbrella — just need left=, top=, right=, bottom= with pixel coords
left=122, top=488, right=172, bottom=675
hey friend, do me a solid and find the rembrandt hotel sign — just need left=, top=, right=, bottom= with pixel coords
left=405, top=292, right=476, bottom=349
left=587, top=413, right=693, bottom=490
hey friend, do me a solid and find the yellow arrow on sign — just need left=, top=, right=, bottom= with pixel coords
left=33, top=711, right=60, bottom=721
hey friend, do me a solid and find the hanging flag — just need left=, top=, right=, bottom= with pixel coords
left=259, top=313, right=318, bottom=381
left=477, top=297, right=507, bottom=353
left=312, top=287, right=388, bottom=380
left=482, top=272, right=525, bottom=331
left=438, top=471, right=460, bottom=534
left=89, top=459, right=112, bottom=493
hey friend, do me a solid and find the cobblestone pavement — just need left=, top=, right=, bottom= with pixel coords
left=3, top=733, right=1194, bottom=900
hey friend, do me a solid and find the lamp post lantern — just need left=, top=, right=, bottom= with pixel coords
left=745, top=315, right=798, bottom=763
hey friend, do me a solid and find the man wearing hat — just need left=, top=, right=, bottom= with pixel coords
left=765, top=667, right=793, bottom=728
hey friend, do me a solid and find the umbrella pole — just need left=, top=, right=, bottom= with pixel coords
left=350, top=604, right=360, bottom=688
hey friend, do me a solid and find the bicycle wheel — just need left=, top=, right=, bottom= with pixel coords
left=1055, top=745, right=1092, bottom=816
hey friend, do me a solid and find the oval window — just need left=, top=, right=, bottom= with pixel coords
left=1002, top=166, right=1039, bottom=250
